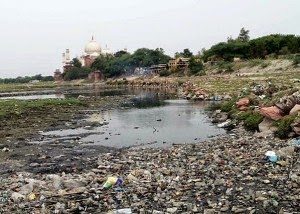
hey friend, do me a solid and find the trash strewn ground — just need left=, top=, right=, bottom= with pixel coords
left=0, top=126, right=299, bottom=213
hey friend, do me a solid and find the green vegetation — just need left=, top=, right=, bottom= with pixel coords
left=293, top=54, right=300, bottom=66
left=0, top=82, right=57, bottom=92
left=235, top=111, right=263, bottom=131
left=221, top=99, right=237, bottom=112
left=216, top=61, right=234, bottom=73
left=274, top=115, right=296, bottom=139
left=243, top=113, right=263, bottom=131
left=203, top=33, right=300, bottom=62
left=159, top=70, right=171, bottom=77
left=189, top=57, right=204, bottom=74
left=63, top=67, right=92, bottom=81
left=91, top=48, right=171, bottom=78
left=175, top=48, right=193, bottom=58
left=0, top=98, right=84, bottom=120
left=0, top=74, right=54, bottom=84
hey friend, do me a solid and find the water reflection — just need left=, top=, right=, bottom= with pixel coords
left=40, top=99, right=225, bottom=148
left=0, top=86, right=176, bottom=101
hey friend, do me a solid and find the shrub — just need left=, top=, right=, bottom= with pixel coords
left=261, top=61, right=270, bottom=68
left=217, top=61, right=234, bottom=72
left=236, top=111, right=252, bottom=121
left=159, top=70, right=170, bottom=77
left=274, top=115, right=296, bottom=139
left=243, top=113, right=263, bottom=131
left=177, top=79, right=185, bottom=86
left=293, top=54, right=300, bottom=66
left=221, top=99, right=237, bottom=112
left=248, top=59, right=263, bottom=67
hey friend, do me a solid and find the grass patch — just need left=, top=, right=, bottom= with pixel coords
left=159, top=70, right=171, bottom=77
left=248, top=59, right=264, bottom=67
left=216, top=61, right=234, bottom=72
left=177, top=79, right=185, bottom=86
left=235, top=111, right=263, bottom=131
left=293, top=54, right=300, bottom=66
left=243, top=113, right=263, bottom=131
left=0, top=98, right=84, bottom=119
left=221, top=98, right=237, bottom=112
left=274, top=115, right=297, bottom=139
left=0, top=82, right=56, bottom=92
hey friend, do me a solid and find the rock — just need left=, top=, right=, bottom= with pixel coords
left=290, top=104, right=300, bottom=115
left=19, top=182, right=34, bottom=195
left=48, top=175, right=62, bottom=190
left=259, top=106, right=283, bottom=121
left=277, top=146, right=295, bottom=158
left=224, top=95, right=232, bottom=100
left=239, top=106, right=249, bottom=111
left=11, top=192, right=25, bottom=202
left=276, top=97, right=296, bottom=114
left=63, top=179, right=84, bottom=189
left=166, top=207, right=177, bottom=213
left=236, top=97, right=250, bottom=107
left=204, top=209, right=215, bottom=214
left=259, top=118, right=276, bottom=132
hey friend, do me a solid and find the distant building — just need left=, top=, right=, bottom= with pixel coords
left=62, top=49, right=72, bottom=72
left=61, top=36, right=113, bottom=71
left=88, top=70, right=105, bottom=82
left=168, top=57, right=190, bottom=70
left=53, top=69, right=63, bottom=81
left=79, top=36, right=113, bottom=67
left=134, top=67, right=152, bottom=75
left=150, top=64, right=167, bottom=74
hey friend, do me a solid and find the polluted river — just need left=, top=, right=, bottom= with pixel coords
left=1, top=86, right=299, bottom=213
left=2, top=86, right=225, bottom=148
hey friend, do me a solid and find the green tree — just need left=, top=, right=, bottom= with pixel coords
left=72, top=58, right=82, bottom=68
left=114, top=50, right=128, bottom=57
left=63, top=67, right=91, bottom=81
left=189, top=57, right=204, bottom=74
left=238, top=27, right=250, bottom=42
left=175, top=49, right=193, bottom=58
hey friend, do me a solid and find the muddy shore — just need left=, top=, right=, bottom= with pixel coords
left=0, top=93, right=134, bottom=176
left=0, top=84, right=299, bottom=213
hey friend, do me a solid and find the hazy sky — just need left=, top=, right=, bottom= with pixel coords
left=0, top=0, right=299, bottom=78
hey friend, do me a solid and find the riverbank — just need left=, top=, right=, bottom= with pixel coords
left=0, top=71, right=300, bottom=213
left=0, top=94, right=134, bottom=176
left=0, top=125, right=299, bottom=213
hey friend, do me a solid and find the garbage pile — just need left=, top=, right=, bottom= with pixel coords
left=0, top=129, right=299, bottom=213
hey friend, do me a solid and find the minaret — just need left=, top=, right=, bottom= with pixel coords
left=62, top=52, right=66, bottom=64
left=65, top=49, right=70, bottom=62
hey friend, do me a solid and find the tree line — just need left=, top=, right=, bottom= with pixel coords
left=202, top=28, right=300, bottom=62
left=63, top=48, right=172, bottom=80
left=0, top=74, right=54, bottom=84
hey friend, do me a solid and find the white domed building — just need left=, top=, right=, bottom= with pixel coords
left=79, top=36, right=113, bottom=67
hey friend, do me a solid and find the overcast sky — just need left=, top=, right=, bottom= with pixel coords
left=0, top=0, right=299, bottom=78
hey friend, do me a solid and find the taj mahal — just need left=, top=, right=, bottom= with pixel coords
left=62, top=36, right=112, bottom=70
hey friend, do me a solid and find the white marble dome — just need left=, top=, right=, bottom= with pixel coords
left=84, top=37, right=101, bottom=55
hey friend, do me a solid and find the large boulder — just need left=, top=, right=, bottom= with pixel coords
left=259, top=106, right=283, bottom=121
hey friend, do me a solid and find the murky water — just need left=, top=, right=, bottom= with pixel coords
left=33, top=87, right=225, bottom=148
left=0, top=86, right=129, bottom=100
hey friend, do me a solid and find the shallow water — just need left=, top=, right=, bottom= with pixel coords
left=36, top=88, right=225, bottom=148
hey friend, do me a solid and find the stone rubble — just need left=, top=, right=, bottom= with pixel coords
left=0, top=127, right=299, bottom=213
